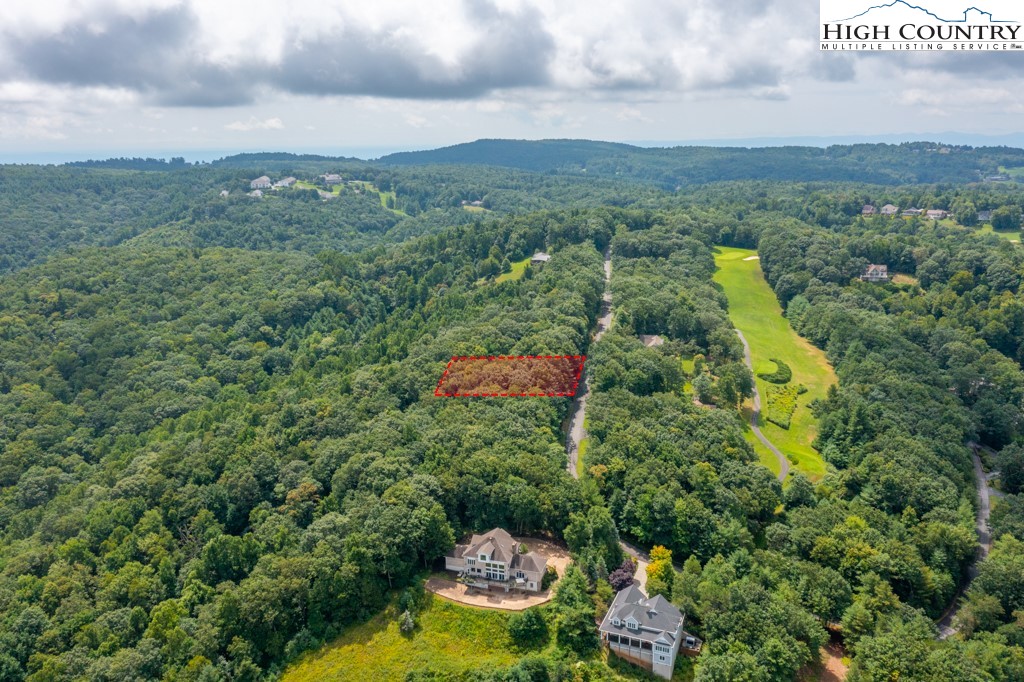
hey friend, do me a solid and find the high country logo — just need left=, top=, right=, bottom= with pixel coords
left=821, top=0, right=1024, bottom=49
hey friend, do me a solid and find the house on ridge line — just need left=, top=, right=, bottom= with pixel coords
left=444, top=528, right=547, bottom=592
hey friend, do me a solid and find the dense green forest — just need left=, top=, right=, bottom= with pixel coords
left=2, top=145, right=1024, bottom=681
left=380, top=139, right=1024, bottom=187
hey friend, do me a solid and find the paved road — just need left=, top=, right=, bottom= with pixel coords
left=566, top=247, right=612, bottom=478
left=735, top=329, right=789, bottom=482
left=937, top=444, right=994, bottom=639
left=618, top=539, right=650, bottom=592
left=564, top=249, right=686, bottom=593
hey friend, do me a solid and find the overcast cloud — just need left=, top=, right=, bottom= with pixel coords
left=0, top=0, right=1021, bottom=157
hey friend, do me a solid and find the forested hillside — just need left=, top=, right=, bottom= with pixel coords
left=380, top=139, right=1024, bottom=187
left=2, top=149, right=1024, bottom=681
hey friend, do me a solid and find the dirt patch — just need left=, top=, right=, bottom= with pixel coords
left=819, top=642, right=849, bottom=682
left=743, top=255, right=760, bottom=261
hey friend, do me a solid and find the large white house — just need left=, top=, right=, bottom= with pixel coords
left=598, top=585, right=701, bottom=680
left=250, top=176, right=272, bottom=190
left=444, top=528, right=547, bottom=592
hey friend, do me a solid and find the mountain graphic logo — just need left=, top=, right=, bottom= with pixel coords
left=833, top=1, right=1016, bottom=23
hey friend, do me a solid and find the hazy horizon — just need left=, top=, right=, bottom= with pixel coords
left=8, top=130, right=1024, bottom=166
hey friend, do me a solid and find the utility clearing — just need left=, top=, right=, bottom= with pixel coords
left=713, top=247, right=835, bottom=482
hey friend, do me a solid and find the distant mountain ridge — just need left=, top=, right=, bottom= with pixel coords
left=54, top=138, right=1024, bottom=186
left=378, top=138, right=1024, bottom=186
left=379, top=138, right=638, bottom=171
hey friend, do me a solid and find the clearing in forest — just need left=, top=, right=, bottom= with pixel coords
left=495, top=256, right=531, bottom=283
left=713, top=247, right=835, bottom=482
left=977, top=224, right=1022, bottom=243
left=435, top=355, right=585, bottom=397
left=282, top=594, right=520, bottom=681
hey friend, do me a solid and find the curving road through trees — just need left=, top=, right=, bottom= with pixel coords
left=566, top=247, right=612, bottom=478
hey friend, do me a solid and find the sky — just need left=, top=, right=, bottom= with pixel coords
left=1, top=0, right=1023, bottom=161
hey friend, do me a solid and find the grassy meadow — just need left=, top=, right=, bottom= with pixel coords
left=495, top=256, right=532, bottom=283
left=283, top=594, right=521, bottom=681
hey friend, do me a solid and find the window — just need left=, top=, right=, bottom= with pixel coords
left=626, top=618, right=637, bottom=630
left=466, top=558, right=475, bottom=565
left=658, top=655, right=666, bottom=663
left=528, top=582, right=534, bottom=589
left=516, top=571, right=524, bottom=579
left=641, top=641, right=652, bottom=651
left=655, top=644, right=669, bottom=654
left=612, top=618, right=620, bottom=626
left=479, top=554, right=487, bottom=561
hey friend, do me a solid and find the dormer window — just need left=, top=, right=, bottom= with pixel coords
left=479, top=554, right=487, bottom=561
left=612, top=618, right=620, bottom=626
left=626, top=618, right=638, bottom=630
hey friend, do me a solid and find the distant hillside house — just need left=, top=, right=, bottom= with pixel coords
left=599, top=585, right=701, bottom=679
left=250, top=176, right=272, bottom=190
left=926, top=209, right=948, bottom=220
left=531, top=252, right=551, bottom=265
left=880, top=204, right=899, bottom=216
left=219, top=190, right=229, bottom=197
left=444, top=528, right=547, bottom=592
left=322, top=173, right=344, bottom=186
left=274, top=177, right=297, bottom=188
left=978, top=210, right=993, bottom=223
left=902, top=208, right=923, bottom=217
left=247, top=189, right=264, bottom=198
left=861, top=264, right=889, bottom=282
left=862, top=204, right=876, bottom=215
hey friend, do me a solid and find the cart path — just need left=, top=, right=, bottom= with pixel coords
left=735, top=329, right=789, bottom=482
left=566, top=247, right=612, bottom=478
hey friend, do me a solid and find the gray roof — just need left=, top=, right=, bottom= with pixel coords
left=463, top=528, right=513, bottom=562
left=515, top=553, right=545, bottom=574
left=449, top=528, right=547, bottom=574
left=599, top=585, right=684, bottom=644
left=531, top=252, right=551, bottom=262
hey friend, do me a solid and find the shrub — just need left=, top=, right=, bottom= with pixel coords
left=399, top=610, right=415, bottom=634
left=757, top=358, right=792, bottom=384
left=508, top=608, right=548, bottom=649
left=608, top=558, right=637, bottom=591
left=765, top=383, right=800, bottom=429
left=542, top=566, right=558, bottom=590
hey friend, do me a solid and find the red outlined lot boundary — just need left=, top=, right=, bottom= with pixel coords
left=435, top=355, right=586, bottom=397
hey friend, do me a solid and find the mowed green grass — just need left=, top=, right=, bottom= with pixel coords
left=283, top=594, right=520, bottom=682
left=977, top=224, right=1022, bottom=243
left=495, top=256, right=532, bottom=283
left=713, top=247, right=835, bottom=482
